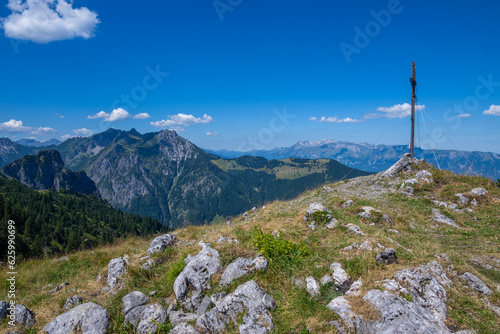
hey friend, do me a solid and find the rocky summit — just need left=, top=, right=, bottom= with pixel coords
left=1, top=155, right=499, bottom=333
left=1, top=149, right=99, bottom=196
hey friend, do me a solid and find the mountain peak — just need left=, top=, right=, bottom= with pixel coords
left=1, top=149, right=99, bottom=196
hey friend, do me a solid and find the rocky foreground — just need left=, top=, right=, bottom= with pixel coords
left=1, top=154, right=499, bottom=333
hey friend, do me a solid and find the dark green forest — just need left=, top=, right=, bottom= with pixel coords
left=0, top=175, right=167, bottom=261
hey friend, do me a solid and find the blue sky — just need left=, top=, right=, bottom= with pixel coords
left=0, top=0, right=499, bottom=153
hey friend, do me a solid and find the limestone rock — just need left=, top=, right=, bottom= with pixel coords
left=306, top=202, right=329, bottom=215
left=376, top=248, right=398, bottom=265
left=14, top=304, right=36, bottom=327
left=416, top=170, right=433, bottom=182
left=136, top=304, right=168, bottom=334
left=329, top=261, right=462, bottom=333
left=43, top=302, right=109, bottom=334
left=196, top=296, right=213, bottom=315
left=400, top=178, right=419, bottom=189
left=107, top=257, right=127, bottom=292
left=327, top=297, right=357, bottom=330
left=147, top=234, right=175, bottom=255
left=401, top=186, right=415, bottom=196
left=124, top=305, right=146, bottom=327
left=381, top=154, right=413, bottom=177
left=461, top=272, right=492, bottom=295
left=321, top=275, right=333, bottom=286
left=341, top=200, right=354, bottom=208
left=455, top=193, right=470, bottom=205
left=305, top=277, right=320, bottom=296
left=122, top=291, right=150, bottom=315
left=170, top=323, right=201, bottom=334
left=169, top=310, right=199, bottom=326
left=431, top=209, right=459, bottom=228
left=214, top=236, right=238, bottom=244
left=63, top=295, right=83, bottom=310
left=173, top=242, right=222, bottom=312
left=469, top=188, right=488, bottom=196
left=0, top=300, right=9, bottom=321
left=330, top=262, right=350, bottom=289
left=196, top=280, right=276, bottom=333
left=141, top=258, right=157, bottom=270
left=345, top=279, right=362, bottom=296
left=326, top=218, right=338, bottom=229
left=220, top=254, right=267, bottom=286
left=344, top=223, right=365, bottom=236
left=358, top=206, right=378, bottom=219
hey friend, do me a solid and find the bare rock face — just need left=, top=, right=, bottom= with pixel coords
left=63, top=296, right=83, bottom=310
left=330, top=262, right=350, bottom=290
left=170, top=323, right=201, bottom=334
left=469, top=188, right=488, bottom=196
left=107, top=257, right=128, bottom=292
left=14, top=304, right=36, bottom=328
left=416, top=170, right=433, bottom=182
left=376, top=248, right=398, bottom=265
left=136, top=304, right=168, bottom=334
left=122, top=291, right=150, bottom=316
left=196, top=280, right=276, bottom=333
left=173, top=242, right=222, bottom=312
left=327, top=261, right=474, bottom=334
left=43, top=303, right=109, bottom=334
left=220, top=254, right=268, bottom=286
left=0, top=301, right=9, bottom=321
left=381, top=154, right=413, bottom=177
left=146, top=234, right=176, bottom=255
left=461, top=272, right=492, bottom=295
left=431, top=209, right=459, bottom=228
left=306, top=277, right=320, bottom=296
left=1, top=150, right=99, bottom=196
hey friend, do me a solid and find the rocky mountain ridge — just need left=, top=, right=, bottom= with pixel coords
left=2, top=154, right=498, bottom=333
left=1, top=149, right=99, bottom=196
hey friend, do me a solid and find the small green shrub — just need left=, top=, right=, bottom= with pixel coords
left=310, top=211, right=331, bottom=225
left=251, top=228, right=308, bottom=262
left=400, top=292, right=413, bottom=302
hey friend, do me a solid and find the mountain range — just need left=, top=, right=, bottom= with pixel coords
left=15, top=138, right=62, bottom=147
left=0, top=130, right=369, bottom=228
left=206, top=139, right=500, bottom=180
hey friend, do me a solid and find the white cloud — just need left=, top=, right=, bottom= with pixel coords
left=0, top=119, right=32, bottom=132
left=73, top=128, right=93, bottom=136
left=457, top=113, right=471, bottom=118
left=55, top=113, right=64, bottom=119
left=0, top=119, right=57, bottom=135
left=31, top=126, right=56, bottom=135
left=133, top=113, right=151, bottom=119
left=483, top=105, right=500, bottom=116
left=206, top=131, right=219, bottom=136
left=363, top=113, right=383, bottom=120
left=87, top=108, right=131, bottom=122
left=2, top=0, right=100, bottom=44
left=151, top=113, right=214, bottom=131
left=310, top=116, right=362, bottom=124
left=61, top=134, right=74, bottom=140
left=375, top=103, right=425, bottom=119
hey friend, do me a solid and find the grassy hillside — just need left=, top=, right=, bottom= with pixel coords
left=1, top=165, right=499, bottom=333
